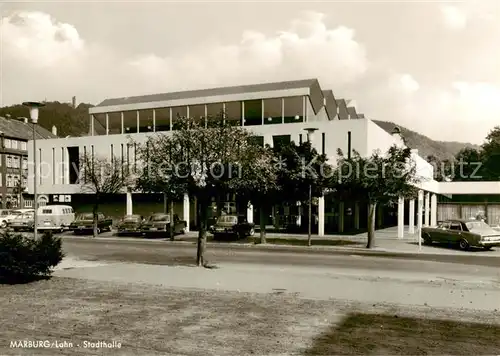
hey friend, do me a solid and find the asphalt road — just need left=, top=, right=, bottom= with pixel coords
left=62, top=236, right=500, bottom=274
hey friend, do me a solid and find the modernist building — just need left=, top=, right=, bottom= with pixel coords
left=0, top=116, right=56, bottom=209
left=28, top=78, right=450, bottom=235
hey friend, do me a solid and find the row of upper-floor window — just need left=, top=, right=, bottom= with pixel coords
left=0, top=154, right=28, bottom=169
left=52, top=131, right=327, bottom=186
left=91, top=96, right=306, bottom=135
left=1, top=138, right=27, bottom=151
left=0, top=174, right=26, bottom=188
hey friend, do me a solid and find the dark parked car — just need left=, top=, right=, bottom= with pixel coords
left=141, top=213, right=186, bottom=238
left=209, top=215, right=255, bottom=239
left=69, top=212, right=113, bottom=235
left=116, top=214, right=144, bottom=236
left=421, top=219, right=500, bottom=250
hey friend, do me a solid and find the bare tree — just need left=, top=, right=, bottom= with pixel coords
left=80, top=152, right=131, bottom=237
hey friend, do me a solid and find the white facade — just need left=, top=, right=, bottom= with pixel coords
left=26, top=78, right=459, bottom=236
left=28, top=79, right=422, bottom=196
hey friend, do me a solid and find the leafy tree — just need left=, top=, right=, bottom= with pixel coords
left=272, top=141, right=332, bottom=245
left=80, top=153, right=131, bottom=237
left=226, top=143, right=279, bottom=244
left=452, top=147, right=484, bottom=181
left=330, top=145, right=419, bottom=248
left=135, top=136, right=187, bottom=241
left=137, top=114, right=269, bottom=266
left=480, top=127, right=500, bottom=181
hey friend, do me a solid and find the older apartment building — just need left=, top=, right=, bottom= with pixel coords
left=0, top=116, right=56, bottom=208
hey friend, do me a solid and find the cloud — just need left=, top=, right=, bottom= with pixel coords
left=1, top=11, right=84, bottom=68
left=440, top=5, right=467, bottom=29
left=1, top=8, right=500, bottom=145
left=127, top=11, right=369, bottom=93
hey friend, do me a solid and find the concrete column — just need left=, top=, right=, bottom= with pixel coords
left=247, top=203, right=254, bottom=224
left=431, top=194, right=437, bottom=226
left=409, top=199, right=415, bottom=234
left=354, top=202, right=360, bottom=229
left=338, top=202, right=344, bottom=233
left=318, top=196, right=325, bottom=236
left=417, top=190, right=423, bottom=237
left=397, top=196, right=404, bottom=239
left=424, top=192, right=430, bottom=226
left=296, top=201, right=302, bottom=226
left=126, top=190, right=133, bottom=215
left=183, top=193, right=190, bottom=232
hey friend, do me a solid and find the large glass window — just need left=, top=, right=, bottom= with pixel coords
left=138, top=109, right=154, bottom=133
left=283, top=96, right=304, bottom=123
left=243, top=100, right=262, bottom=126
left=188, top=104, right=206, bottom=127
left=123, top=111, right=137, bottom=134
left=155, top=108, right=170, bottom=131
left=225, top=102, right=242, bottom=126
left=206, top=103, right=224, bottom=128
left=273, top=135, right=291, bottom=150
left=263, top=98, right=282, bottom=125
left=108, top=112, right=121, bottom=134
left=93, top=114, right=106, bottom=135
left=171, top=106, right=187, bottom=130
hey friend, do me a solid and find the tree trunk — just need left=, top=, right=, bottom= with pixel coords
left=92, top=202, right=99, bottom=238
left=196, top=195, right=208, bottom=266
left=259, top=204, right=266, bottom=244
left=169, top=199, right=175, bottom=241
left=367, top=202, right=377, bottom=248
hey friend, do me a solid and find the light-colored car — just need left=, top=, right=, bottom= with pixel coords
left=9, top=211, right=35, bottom=232
left=421, top=219, right=500, bottom=250
left=36, top=205, right=75, bottom=232
left=2, top=209, right=34, bottom=228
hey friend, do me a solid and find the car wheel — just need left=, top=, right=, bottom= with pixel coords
left=422, top=233, right=432, bottom=245
left=248, top=227, right=255, bottom=237
left=484, top=246, right=493, bottom=251
left=96, top=228, right=101, bottom=235
left=0, top=220, right=6, bottom=228
left=459, top=238, right=470, bottom=251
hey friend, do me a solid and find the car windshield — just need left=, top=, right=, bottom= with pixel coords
left=78, top=213, right=94, bottom=220
left=10, top=211, right=22, bottom=215
left=150, top=214, right=169, bottom=222
left=218, top=216, right=237, bottom=223
left=465, top=221, right=492, bottom=231
left=123, top=215, right=141, bottom=222
left=20, top=213, right=33, bottom=219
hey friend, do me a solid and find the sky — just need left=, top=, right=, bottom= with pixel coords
left=0, top=0, right=499, bottom=144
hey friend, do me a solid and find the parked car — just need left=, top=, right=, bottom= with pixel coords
left=9, top=211, right=35, bottom=232
left=140, top=213, right=186, bottom=238
left=421, top=219, right=500, bottom=250
left=36, top=205, right=75, bottom=233
left=209, top=215, right=255, bottom=239
left=116, top=214, right=144, bottom=236
left=69, top=212, right=113, bottom=235
left=2, top=209, right=33, bottom=228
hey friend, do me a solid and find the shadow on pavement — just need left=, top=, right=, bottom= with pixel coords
left=407, top=241, right=495, bottom=253
left=304, top=313, right=500, bottom=355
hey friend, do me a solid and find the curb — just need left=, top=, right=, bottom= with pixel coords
left=60, top=235, right=500, bottom=259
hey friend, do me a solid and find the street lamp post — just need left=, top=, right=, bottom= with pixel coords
left=304, top=128, right=318, bottom=247
left=23, top=101, right=45, bottom=239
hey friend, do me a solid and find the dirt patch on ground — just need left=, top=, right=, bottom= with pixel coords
left=1, top=277, right=499, bottom=355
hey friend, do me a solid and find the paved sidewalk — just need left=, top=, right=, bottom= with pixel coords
left=54, top=260, right=500, bottom=312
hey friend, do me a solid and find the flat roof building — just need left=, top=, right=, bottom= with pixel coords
left=28, top=78, right=443, bottom=235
